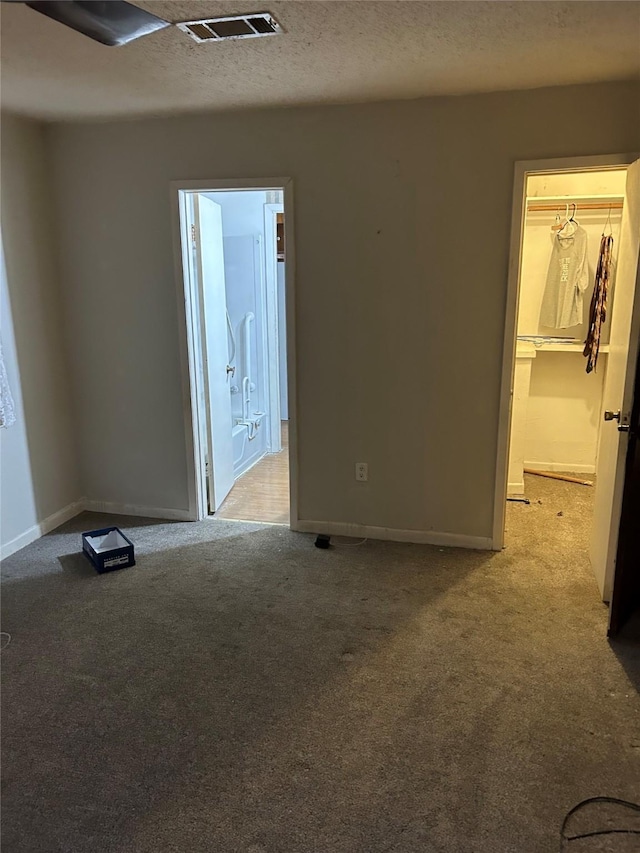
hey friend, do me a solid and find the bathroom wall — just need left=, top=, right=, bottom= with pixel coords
left=517, top=170, right=627, bottom=474
left=205, top=191, right=269, bottom=475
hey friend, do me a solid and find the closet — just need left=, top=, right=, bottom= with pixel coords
left=508, top=169, right=626, bottom=497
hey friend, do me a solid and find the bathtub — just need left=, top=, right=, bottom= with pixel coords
left=232, top=419, right=266, bottom=478
left=232, top=422, right=249, bottom=473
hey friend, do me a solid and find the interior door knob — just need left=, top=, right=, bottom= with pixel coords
left=604, top=410, right=621, bottom=422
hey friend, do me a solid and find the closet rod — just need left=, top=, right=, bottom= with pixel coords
left=527, top=202, right=623, bottom=212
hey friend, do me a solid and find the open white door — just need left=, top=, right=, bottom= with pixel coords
left=264, top=204, right=283, bottom=452
left=194, top=194, right=235, bottom=512
left=590, top=160, right=640, bottom=601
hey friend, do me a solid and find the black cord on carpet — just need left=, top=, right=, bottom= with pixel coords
left=560, top=797, right=640, bottom=850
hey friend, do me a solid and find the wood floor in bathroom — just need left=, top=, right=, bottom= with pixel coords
left=215, top=422, right=290, bottom=524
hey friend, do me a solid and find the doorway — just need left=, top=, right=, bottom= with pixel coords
left=495, top=156, right=640, bottom=631
left=173, top=180, right=296, bottom=527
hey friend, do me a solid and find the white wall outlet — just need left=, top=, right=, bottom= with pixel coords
left=355, top=462, right=368, bottom=482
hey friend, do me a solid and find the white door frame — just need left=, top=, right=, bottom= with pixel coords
left=170, top=178, right=298, bottom=526
left=493, top=153, right=638, bottom=550
left=264, top=202, right=284, bottom=453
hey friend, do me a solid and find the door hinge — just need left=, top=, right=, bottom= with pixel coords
left=191, top=224, right=197, bottom=248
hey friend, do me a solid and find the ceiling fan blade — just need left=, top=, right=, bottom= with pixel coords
left=24, top=1, right=170, bottom=46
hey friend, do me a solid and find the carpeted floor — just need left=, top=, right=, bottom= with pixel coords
left=2, top=475, right=639, bottom=852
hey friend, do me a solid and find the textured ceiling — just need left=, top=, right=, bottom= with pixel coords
left=1, top=1, right=639, bottom=120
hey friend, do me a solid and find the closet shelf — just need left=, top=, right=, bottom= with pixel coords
left=517, top=340, right=610, bottom=354
left=526, top=193, right=624, bottom=213
left=527, top=194, right=624, bottom=200
left=538, top=343, right=609, bottom=353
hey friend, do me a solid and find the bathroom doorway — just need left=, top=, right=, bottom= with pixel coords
left=494, top=155, right=640, bottom=632
left=174, top=180, right=296, bottom=526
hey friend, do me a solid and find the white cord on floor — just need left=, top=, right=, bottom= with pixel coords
left=333, top=538, right=368, bottom=547
left=0, top=632, right=11, bottom=651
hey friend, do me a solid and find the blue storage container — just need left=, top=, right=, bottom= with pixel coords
left=82, top=526, right=135, bottom=574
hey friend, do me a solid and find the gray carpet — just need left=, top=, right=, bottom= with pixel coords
left=2, top=476, right=639, bottom=852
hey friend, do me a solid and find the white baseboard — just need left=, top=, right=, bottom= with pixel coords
left=40, top=500, right=86, bottom=534
left=524, top=461, right=596, bottom=475
left=3, top=504, right=492, bottom=559
left=1, top=498, right=195, bottom=561
left=83, top=500, right=194, bottom=522
left=508, top=480, right=525, bottom=496
left=0, top=499, right=85, bottom=561
left=294, top=520, right=493, bottom=550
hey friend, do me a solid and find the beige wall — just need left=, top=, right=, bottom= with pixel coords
left=1, top=114, right=80, bottom=556
left=525, top=353, right=605, bottom=474
left=46, top=81, right=640, bottom=542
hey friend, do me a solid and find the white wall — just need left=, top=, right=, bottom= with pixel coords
left=527, top=170, right=627, bottom=199
left=277, top=261, right=288, bottom=419
left=524, top=352, right=605, bottom=473
left=0, top=243, right=37, bottom=553
left=207, top=190, right=268, bottom=236
left=0, top=114, right=81, bottom=558
left=46, top=81, right=640, bottom=543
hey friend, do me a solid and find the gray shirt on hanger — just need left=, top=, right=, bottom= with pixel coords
left=539, top=225, right=589, bottom=329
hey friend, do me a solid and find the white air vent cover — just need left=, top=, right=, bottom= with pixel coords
left=177, top=12, right=283, bottom=43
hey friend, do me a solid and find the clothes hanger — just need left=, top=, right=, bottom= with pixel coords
left=551, top=206, right=564, bottom=232
left=558, top=202, right=578, bottom=237
left=603, top=204, right=613, bottom=237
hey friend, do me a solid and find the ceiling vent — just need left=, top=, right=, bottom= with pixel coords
left=177, top=12, right=283, bottom=43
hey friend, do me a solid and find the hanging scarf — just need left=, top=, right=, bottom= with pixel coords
left=583, top=233, right=614, bottom=374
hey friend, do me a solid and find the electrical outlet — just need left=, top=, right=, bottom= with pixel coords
left=355, top=462, right=368, bottom=482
